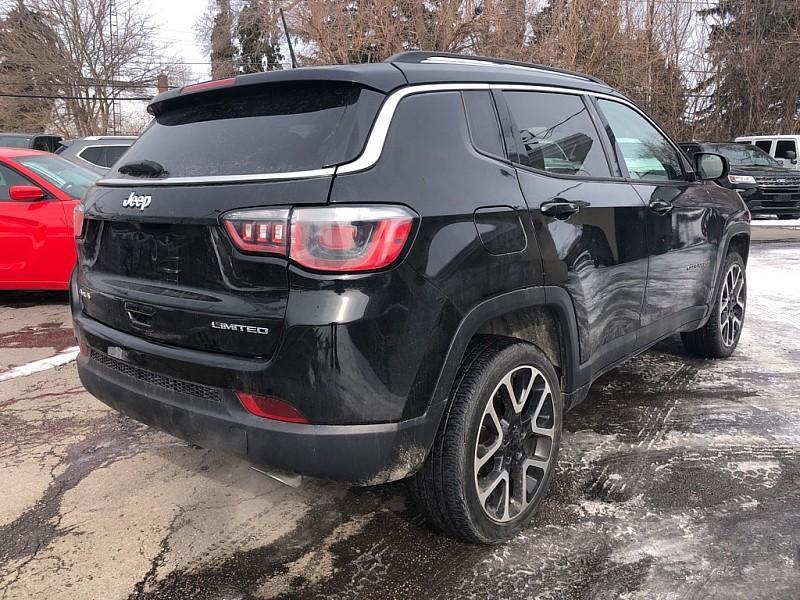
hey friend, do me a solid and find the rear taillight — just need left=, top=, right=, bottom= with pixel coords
left=223, top=208, right=290, bottom=255
left=221, top=205, right=416, bottom=273
left=73, top=204, right=86, bottom=239
left=291, top=206, right=414, bottom=272
left=237, top=392, right=308, bottom=424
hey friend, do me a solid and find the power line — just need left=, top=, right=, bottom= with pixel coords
left=0, top=92, right=151, bottom=100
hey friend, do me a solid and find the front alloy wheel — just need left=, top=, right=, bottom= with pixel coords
left=681, top=250, right=746, bottom=358
left=719, top=262, right=745, bottom=347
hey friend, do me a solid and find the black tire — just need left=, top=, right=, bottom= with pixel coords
left=681, top=251, right=746, bottom=358
left=777, top=214, right=799, bottom=220
left=409, top=335, right=562, bottom=544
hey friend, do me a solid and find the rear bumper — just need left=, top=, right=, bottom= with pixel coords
left=77, top=348, right=443, bottom=485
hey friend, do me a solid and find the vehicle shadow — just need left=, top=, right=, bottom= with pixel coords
left=0, top=290, right=70, bottom=308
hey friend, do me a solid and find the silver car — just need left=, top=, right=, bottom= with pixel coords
left=56, top=136, right=136, bottom=175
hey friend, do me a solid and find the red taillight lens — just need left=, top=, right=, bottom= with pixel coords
left=237, top=392, right=308, bottom=424
left=222, top=208, right=290, bottom=255
left=290, top=206, right=415, bottom=272
left=73, top=203, right=86, bottom=239
left=221, top=205, right=416, bottom=273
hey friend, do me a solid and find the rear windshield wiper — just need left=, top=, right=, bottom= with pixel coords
left=117, top=160, right=168, bottom=178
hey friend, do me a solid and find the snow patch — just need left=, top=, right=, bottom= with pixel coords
left=0, top=346, right=79, bottom=382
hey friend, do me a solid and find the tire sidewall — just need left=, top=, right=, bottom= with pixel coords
left=715, top=252, right=747, bottom=354
left=455, top=343, right=563, bottom=543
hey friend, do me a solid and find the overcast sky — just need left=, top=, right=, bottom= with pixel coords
left=144, top=0, right=211, bottom=82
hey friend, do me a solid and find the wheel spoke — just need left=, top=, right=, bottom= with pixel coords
left=476, top=401, right=503, bottom=470
left=478, top=468, right=509, bottom=507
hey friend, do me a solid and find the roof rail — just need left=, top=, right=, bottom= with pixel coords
left=386, top=51, right=608, bottom=86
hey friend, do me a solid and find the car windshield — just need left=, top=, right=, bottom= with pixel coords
left=708, top=144, right=781, bottom=167
left=14, top=154, right=99, bottom=198
left=0, top=135, right=33, bottom=148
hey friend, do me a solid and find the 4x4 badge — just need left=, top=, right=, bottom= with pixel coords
left=123, top=192, right=152, bottom=211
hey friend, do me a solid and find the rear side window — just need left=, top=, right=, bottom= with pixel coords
left=110, top=82, right=383, bottom=178
left=755, top=140, right=772, bottom=153
left=80, top=145, right=130, bottom=168
left=462, top=91, right=504, bottom=159
left=105, top=146, right=128, bottom=167
left=79, top=146, right=105, bottom=166
left=775, top=140, right=797, bottom=159
left=503, top=91, right=610, bottom=177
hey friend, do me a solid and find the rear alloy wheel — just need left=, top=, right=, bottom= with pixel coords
left=409, top=336, right=562, bottom=544
left=681, top=251, right=746, bottom=358
left=474, top=365, right=556, bottom=523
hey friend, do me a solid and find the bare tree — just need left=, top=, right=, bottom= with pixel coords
left=1, top=0, right=166, bottom=136
left=0, top=1, right=60, bottom=132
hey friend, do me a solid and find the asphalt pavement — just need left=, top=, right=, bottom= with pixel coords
left=1, top=228, right=798, bottom=599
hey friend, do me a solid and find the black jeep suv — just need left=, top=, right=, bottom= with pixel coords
left=681, top=141, right=800, bottom=219
left=72, top=52, right=750, bottom=543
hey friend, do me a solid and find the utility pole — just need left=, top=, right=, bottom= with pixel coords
left=645, top=0, right=655, bottom=107
left=108, top=0, right=120, bottom=135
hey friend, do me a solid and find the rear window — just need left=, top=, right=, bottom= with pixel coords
left=109, top=82, right=383, bottom=179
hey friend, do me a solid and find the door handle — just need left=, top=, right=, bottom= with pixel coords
left=540, top=199, right=585, bottom=220
left=649, top=199, right=674, bottom=215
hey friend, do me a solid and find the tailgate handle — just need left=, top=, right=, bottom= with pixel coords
left=124, top=301, right=155, bottom=329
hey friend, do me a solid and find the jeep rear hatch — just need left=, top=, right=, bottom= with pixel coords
left=79, top=79, right=388, bottom=358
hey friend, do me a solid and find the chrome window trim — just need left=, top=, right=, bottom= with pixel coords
left=97, top=82, right=645, bottom=186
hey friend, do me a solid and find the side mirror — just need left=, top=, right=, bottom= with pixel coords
left=8, top=185, right=46, bottom=202
left=785, top=150, right=797, bottom=164
left=694, top=152, right=728, bottom=181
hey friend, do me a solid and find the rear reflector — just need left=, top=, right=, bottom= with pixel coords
left=237, top=392, right=309, bottom=424
left=221, top=205, right=416, bottom=273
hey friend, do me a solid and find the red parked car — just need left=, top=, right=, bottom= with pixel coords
left=0, top=148, right=98, bottom=290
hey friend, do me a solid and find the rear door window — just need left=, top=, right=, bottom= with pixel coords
left=775, top=140, right=797, bottom=159
left=755, top=140, right=773, bottom=153
left=503, top=91, right=611, bottom=177
left=109, top=81, right=383, bottom=178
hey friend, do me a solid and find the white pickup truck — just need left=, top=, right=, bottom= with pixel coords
left=735, top=135, right=800, bottom=170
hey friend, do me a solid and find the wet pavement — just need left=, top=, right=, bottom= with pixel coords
left=1, top=239, right=799, bottom=599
